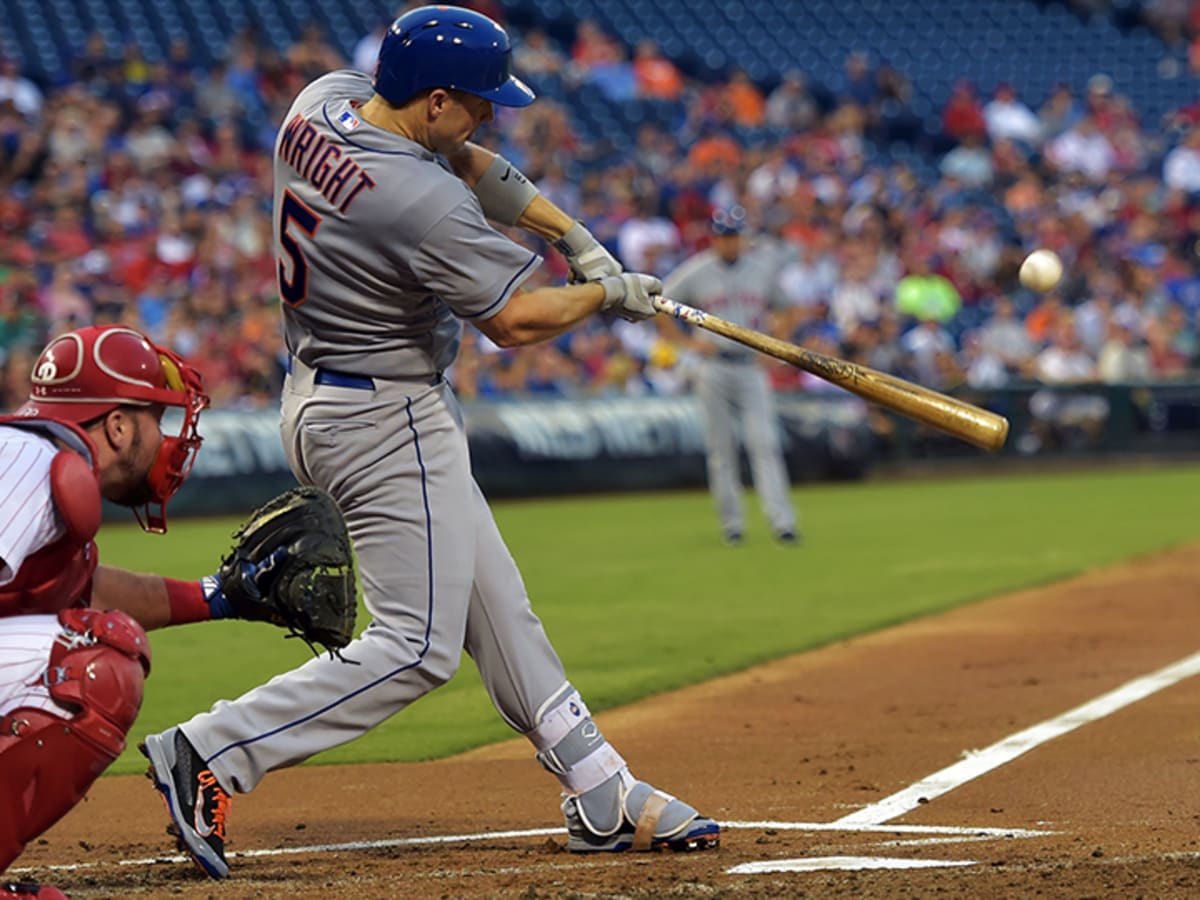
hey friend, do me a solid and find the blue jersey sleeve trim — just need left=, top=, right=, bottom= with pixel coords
left=462, top=251, right=541, bottom=320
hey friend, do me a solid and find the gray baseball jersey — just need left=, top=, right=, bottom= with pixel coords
left=663, top=244, right=786, bottom=361
left=664, top=245, right=796, bottom=539
left=274, top=70, right=541, bottom=378
left=174, top=71, right=572, bottom=789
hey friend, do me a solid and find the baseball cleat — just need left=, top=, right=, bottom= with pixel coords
left=722, top=530, right=743, bottom=547
left=562, top=774, right=720, bottom=853
left=775, top=530, right=800, bottom=546
left=0, top=882, right=70, bottom=899
left=140, top=728, right=232, bottom=879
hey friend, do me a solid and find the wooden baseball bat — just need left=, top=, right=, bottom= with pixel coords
left=653, top=297, right=1009, bottom=452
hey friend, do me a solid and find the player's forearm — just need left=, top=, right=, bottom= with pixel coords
left=516, top=194, right=574, bottom=242
left=455, top=144, right=574, bottom=241
left=93, top=564, right=224, bottom=630
left=480, top=283, right=606, bottom=347
left=92, top=565, right=171, bottom=630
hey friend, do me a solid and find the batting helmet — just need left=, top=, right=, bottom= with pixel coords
left=711, top=205, right=747, bottom=236
left=374, top=5, right=535, bottom=108
left=16, top=325, right=210, bottom=532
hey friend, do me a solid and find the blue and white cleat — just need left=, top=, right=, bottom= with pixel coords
left=563, top=772, right=720, bottom=852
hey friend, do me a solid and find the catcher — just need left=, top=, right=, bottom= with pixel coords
left=0, top=325, right=355, bottom=900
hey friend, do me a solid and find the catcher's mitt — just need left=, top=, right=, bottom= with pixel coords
left=219, top=486, right=357, bottom=658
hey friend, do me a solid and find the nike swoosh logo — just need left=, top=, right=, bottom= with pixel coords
left=500, top=167, right=511, bottom=182
left=195, top=793, right=215, bottom=837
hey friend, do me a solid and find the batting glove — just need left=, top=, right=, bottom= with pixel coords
left=600, top=273, right=661, bottom=322
left=556, top=222, right=623, bottom=283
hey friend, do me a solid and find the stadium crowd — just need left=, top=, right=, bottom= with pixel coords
left=3, top=1, right=1200, bottom=417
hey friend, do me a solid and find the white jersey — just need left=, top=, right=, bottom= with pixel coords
left=273, top=70, right=542, bottom=380
left=0, top=427, right=61, bottom=585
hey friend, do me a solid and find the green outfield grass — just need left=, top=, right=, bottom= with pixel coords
left=100, top=463, right=1200, bottom=775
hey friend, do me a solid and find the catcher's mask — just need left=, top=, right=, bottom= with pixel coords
left=16, top=324, right=210, bottom=533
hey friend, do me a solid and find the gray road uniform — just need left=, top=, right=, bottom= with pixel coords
left=663, top=244, right=797, bottom=541
left=167, top=71, right=714, bottom=854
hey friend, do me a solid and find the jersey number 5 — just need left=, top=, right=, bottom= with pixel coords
left=278, top=190, right=322, bottom=306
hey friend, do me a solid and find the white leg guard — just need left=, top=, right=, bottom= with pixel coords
left=528, top=684, right=720, bottom=853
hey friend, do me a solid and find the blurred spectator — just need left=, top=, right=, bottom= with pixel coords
left=839, top=51, right=877, bottom=110
left=288, top=22, right=344, bottom=80
left=0, top=13, right=1198, bottom=424
left=353, top=19, right=390, bottom=74
left=765, top=70, right=818, bottom=132
left=1027, top=320, right=1109, bottom=451
left=961, top=331, right=1009, bottom=388
left=633, top=41, right=683, bottom=101
left=1097, top=320, right=1151, bottom=382
left=570, top=19, right=621, bottom=77
left=941, top=80, right=986, bottom=145
left=939, top=132, right=994, bottom=188
left=983, top=83, right=1041, bottom=147
left=0, top=58, right=42, bottom=119
left=1026, top=292, right=1066, bottom=346
left=894, top=251, right=961, bottom=322
left=725, top=70, right=766, bottom=128
left=1045, top=114, right=1116, bottom=181
left=514, top=29, right=568, bottom=82
left=1163, top=128, right=1200, bottom=193
left=1038, top=83, right=1082, bottom=140
left=617, top=194, right=682, bottom=275
left=901, top=318, right=957, bottom=387
left=584, top=44, right=637, bottom=104
left=978, top=297, right=1035, bottom=376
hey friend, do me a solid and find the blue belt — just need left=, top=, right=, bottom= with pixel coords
left=287, top=356, right=375, bottom=390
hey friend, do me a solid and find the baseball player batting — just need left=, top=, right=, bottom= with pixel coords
left=0, top=325, right=315, bottom=900
left=662, top=208, right=799, bottom=546
left=141, top=4, right=718, bottom=881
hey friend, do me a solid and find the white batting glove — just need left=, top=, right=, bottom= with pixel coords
left=555, top=221, right=623, bottom=283
left=599, top=272, right=661, bottom=322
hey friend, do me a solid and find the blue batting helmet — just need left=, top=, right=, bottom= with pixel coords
left=374, top=5, right=535, bottom=108
left=711, top=205, right=746, bottom=236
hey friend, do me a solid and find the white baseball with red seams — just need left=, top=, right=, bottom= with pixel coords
left=1019, top=249, right=1063, bottom=292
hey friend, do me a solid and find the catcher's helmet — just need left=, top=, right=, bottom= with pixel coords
left=374, top=5, right=535, bottom=108
left=16, top=325, right=210, bottom=532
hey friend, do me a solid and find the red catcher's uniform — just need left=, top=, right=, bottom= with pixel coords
left=0, top=418, right=150, bottom=873
left=0, top=417, right=102, bottom=617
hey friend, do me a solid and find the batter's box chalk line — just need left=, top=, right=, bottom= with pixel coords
left=15, top=820, right=1051, bottom=875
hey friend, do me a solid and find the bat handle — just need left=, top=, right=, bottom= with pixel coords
left=653, top=296, right=705, bottom=326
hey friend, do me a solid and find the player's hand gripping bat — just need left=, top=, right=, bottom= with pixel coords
left=653, top=296, right=1009, bottom=452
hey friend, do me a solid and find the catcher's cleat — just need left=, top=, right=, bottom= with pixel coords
left=562, top=772, right=720, bottom=853
left=140, top=728, right=232, bottom=879
left=0, top=882, right=70, bottom=899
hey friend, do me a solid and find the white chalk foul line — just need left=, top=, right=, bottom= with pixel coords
left=836, top=648, right=1200, bottom=827
left=729, top=856, right=978, bottom=874
left=13, top=821, right=1049, bottom=875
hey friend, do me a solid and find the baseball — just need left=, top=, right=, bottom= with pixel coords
left=1019, top=249, right=1063, bottom=292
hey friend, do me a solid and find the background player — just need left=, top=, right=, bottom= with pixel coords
left=661, top=207, right=799, bottom=546
left=0, top=325, right=302, bottom=900
left=141, top=5, right=718, bottom=880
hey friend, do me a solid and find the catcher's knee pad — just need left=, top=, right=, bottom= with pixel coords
left=0, top=608, right=149, bottom=869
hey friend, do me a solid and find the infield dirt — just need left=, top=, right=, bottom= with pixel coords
left=18, top=542, right=1200, bottom=898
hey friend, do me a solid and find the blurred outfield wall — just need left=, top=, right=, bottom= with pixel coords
left=133, top=380, right=1200, bottom=520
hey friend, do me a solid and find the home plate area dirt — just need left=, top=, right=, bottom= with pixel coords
left=18, top=544, right=1200, bottom=898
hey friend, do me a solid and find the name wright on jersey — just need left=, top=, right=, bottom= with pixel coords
left=278, top=113, right=376, bottom=214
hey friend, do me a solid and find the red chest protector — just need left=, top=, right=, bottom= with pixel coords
left=0, top=418, right=102, bottom=616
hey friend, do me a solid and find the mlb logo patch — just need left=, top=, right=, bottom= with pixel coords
left=339, top=110, right=360, bottom=130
